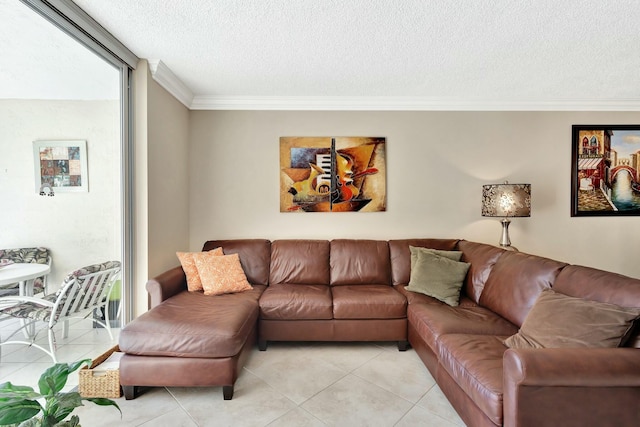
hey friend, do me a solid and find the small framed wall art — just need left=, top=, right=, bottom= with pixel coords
left=280, top=136, right=386, bottom=212
left=33, top=140, right=88, bottom=193
left=571, top=125, right=640, bottom=216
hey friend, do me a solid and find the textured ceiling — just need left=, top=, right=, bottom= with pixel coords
left=7, top=0, right=640, bottom=108
left=0, top=0, right=119, bottom=100
left=71, top=0, right=640, bottom=108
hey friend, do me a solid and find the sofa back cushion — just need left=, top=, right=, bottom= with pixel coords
left=479, top=251, right=567, bottom=327
left=457, top=240, right=505, bottom=304
left=202, top=239, right=271, bottom=286
left=503, top=288, right=640, bottom=349
left=270, top=240, right=330, bottom=285
left=553, top=265, right=640, bottom=348
left=330, top=239, right=390, bottom=286
left=388, top=239, right=459, bottom=286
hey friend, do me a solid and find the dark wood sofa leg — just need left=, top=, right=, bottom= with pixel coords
left=258, top=339, right=267, bottom=351
left=123, top=385, right=138, bottom=400
left=397, top=340, right=409, bottom=351
left=223, top=385, right=234, bottom=400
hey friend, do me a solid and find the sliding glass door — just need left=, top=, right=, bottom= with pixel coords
left=0, top=0, right=137, bottom=323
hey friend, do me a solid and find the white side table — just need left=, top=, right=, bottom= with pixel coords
left=0, top=263, right=51, bottom=296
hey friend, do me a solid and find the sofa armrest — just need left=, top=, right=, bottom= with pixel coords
left=503, top=348, right=640, bottom=427
left=145, top=266, right=187, bottom=309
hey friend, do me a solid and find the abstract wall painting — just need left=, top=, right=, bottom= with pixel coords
left=280, top=137, right=386, bottom=212
left=571, top=125, right=640, bottom=216
left=33, top=140, right=88, bottom=194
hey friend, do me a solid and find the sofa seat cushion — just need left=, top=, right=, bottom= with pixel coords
left=438, top=334, right=509, bottom=426
left=260, top=283, right=333, bottom=320
left=119, top=290, right=260, bottom=358
left=332, top=285, right=407, bottom=319
left=408, top=302, right=518, bottom=353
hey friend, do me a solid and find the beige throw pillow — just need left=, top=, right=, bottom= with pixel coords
left=195, top=253, right=253, bottom=296
left=405, top=250, right=470, bottom=306
left=177, top=248, right=224, bottom=292
left=504, top=289, right=640, bottom=349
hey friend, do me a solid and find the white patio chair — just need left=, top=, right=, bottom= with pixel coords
left=0, top=261, right=121, bottom=363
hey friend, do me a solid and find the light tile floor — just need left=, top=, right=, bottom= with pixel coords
left=0, top=317, right=466, bottom=427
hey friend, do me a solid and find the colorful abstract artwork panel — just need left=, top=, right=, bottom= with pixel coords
left=280, top=137, right=386, bottom=212
left=33, top=140, right=88, bottom=194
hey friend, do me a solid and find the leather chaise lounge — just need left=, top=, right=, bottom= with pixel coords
left=118, top=238, right=640, bottom=427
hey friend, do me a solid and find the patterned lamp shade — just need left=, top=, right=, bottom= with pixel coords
left=482, top=182, right=531, bottom=218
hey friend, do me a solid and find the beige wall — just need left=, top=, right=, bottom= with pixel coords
left=189, top=110, right=640, bottom=279
left=0, top=99, right=120, bottom=286
left=133, top=60, right=190, bottom=315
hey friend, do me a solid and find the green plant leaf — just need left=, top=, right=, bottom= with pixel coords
left=0, top=382, right=40, bottom=400
left=51, top=392, right=83, bottom=422
left=66, top=359, right=92, bottom=375
left=41, top=412, right=58, bottom=427
left=38, top=365, right=68, bottom=396
left=53, top=414, right=80, bottom=426
left=4, top=359, right=115, bottom=427
left=18, top=417, right=40, bottom=427
left=38, top=360, right=90, bottom=396
left=86, top=397, right=121, bottom=415
left=0, top=399, right=41, bottom=425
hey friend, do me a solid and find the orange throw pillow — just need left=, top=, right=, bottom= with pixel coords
left=177, top=248, right=224, bottom=292
left=194, top=253, right=253, bottom=296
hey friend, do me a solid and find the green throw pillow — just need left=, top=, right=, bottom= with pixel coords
left=406, top=251, right=470, bottom=306
left=409, top=246, right=463, bottom=271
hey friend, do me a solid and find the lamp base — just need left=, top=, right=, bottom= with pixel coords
left=499, top=218, right=512, bottom=248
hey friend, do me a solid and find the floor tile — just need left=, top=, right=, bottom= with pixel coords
left=301, top=374, right=413, bottom=427
left=395, top=405, right=462, bottom=427
left=0, top=360, right=27, bottom=379
left=74, top=387, right=180, bottom=427
left=353, top=348, right=436, bottom=403
left=245, top=346, right=348, bottom=404
left=294, top=342, right=385, bottom=372
left=267, top=407, right=326, bottom=426
left=244, top=342, right=306, bottom=372
left=138, top=407, right=198, bottom=426
left=1, top=361, right=57, bottom=389
left=0, top=343, right=50, bottom=363
left=168, top=370, right=297, bottom=426
left=417, top=385, right=466, bottom=426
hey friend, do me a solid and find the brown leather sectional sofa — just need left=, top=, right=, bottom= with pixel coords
left=118, top=238, right=640, bottom=427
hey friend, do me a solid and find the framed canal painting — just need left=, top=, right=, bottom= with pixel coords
left=571, top=125, right=640, bottom=216
left=280, top=136, right=386, bottom=212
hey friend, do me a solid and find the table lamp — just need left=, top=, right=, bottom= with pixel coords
left=481, top=182, right=531, bottom=249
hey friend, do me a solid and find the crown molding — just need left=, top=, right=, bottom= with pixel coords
left=148, top=60, right=193, bottom=108
left=190, top=95, right=640, bottom=111
left=141, top=61, right=640, bottom=111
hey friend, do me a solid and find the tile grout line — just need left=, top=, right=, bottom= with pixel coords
left=162, top=386, right=201, bottom=427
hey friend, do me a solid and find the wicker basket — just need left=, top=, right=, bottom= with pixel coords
left=79, top=345, right=122, bottom=398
